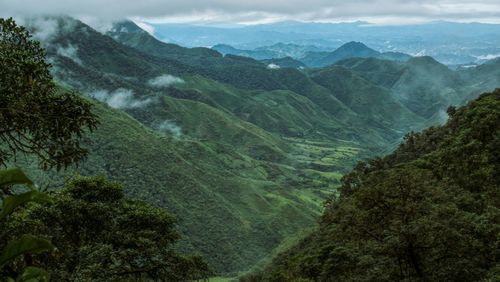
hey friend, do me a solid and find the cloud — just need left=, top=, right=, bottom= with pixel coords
left=158, top=120, right=183, bottom=139
left=56, top=44, right=82, bottom=65
left=267, top=63, right=280, bottom=69
left=134, top=20, right=155, bottom=34
left=437, top=109, right=449, bottom=124
left=2, top=0, right=500, bottom=24
left=475, top=53, right=500, bottom=60
left=147, top=74, right=184, bottom=89
left=15, top=17, right=78, bottom=45
left=89, top=89, right=154, bottom=109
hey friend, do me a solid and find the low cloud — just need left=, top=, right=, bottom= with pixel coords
left=437, top=109, right=449, bottom=124
left=475, top=53, right=500, bottom=61
left=147, top=74, right=184, bottom=89
left=134, top=20, right=155, bottom=34
left=16, top=17, right=77, bottom=46
left=267, top=63, right=280, bottom=69
left=56, top=44, right=82, bottom=65
left=90, top=89, right=154, bottom=109
left=158, top=120, right=183, bottom=139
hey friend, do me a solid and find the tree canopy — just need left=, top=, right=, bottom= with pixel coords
left=245, top=90, right=500, bottom=281
left=4, top=175, right=211, bottom=281
left=0, top=18, right=98, bottom=170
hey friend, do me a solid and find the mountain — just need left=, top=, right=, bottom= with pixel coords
left=104, top=21, right=422, bottom=146
left=255, top=43, right=330, bottom=58
left=458, top=58, right=500, bottom=95
left=212, top=41, right=411, bottom=68
left=108, top=21, right=221, bottom=60
left=245, top=89, right=500, bottom=281
left=309, top=65, right=423, bottom=128
left=150, top=20, right=500, bottom=65
left=300, top=41, right=412, bottom=68
left=335, top=56, right=469, bottom=119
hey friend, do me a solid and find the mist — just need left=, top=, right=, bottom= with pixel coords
left=90, top=89, right=154, bottom=109
left=147, top=74, right=185, bottom=89
left=158, top=120, right=183, bottom=139
left=56, top=44, right=82, bottom=65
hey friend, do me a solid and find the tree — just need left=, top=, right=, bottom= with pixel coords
left=5, top=176, right=212, bottom=281
left=0, top=168, right=54, bottom=282
left=252, top=91, right=500, bottom=282
left=0, top=18, right=98, bottom=170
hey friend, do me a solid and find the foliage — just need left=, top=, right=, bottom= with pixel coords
left=250, top=90, right=500, bottom=281
left=0, top=18, right=98, bottom=170
left=0, top=168, right=54, bottom=282
left=4, top=175, right=211, bottom=281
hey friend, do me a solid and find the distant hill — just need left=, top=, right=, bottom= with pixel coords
left=335, top=56, right=466, bottom=119
left=300, top=41, right=412, bottom=67
left=212, top=42, right=330, bottom=61
left=212, top=44, right=278, bottom=60
left=150, top=20, right=500, bottom=65
left=211, top=41, right=412, bottom=68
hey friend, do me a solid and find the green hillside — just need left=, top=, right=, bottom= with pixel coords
left=335, top=56, right=497, bottom=121
left=246, top=90, right=500, bottom=281
left=19, top=97, right=340, bottom=274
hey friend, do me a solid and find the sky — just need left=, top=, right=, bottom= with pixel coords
left=2, top=0, right=500, bottom=25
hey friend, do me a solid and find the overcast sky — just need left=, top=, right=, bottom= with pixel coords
left=2, top=0, right=500, bottom=25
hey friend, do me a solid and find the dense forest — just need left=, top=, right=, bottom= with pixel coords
left=1, top=14, right=499, bottom=281
left=244, top=90, right=500, bottom=281
left=0, top=18, right=209, bottom=281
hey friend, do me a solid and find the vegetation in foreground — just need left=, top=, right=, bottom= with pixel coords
left=0, top=18, right=210, bottom=281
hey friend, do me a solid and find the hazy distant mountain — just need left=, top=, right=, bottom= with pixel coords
left=150, top=20, right=500, bottom=65
left=212, top=43, right=331, bottom=60
left=212, top=41, right=410, bottom=68
left=300, top=41, right=412, bottom=67
left=211, top=44, right=277, bottom=59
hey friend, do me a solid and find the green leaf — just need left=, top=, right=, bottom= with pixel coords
left=0, top=191, right=52, bottom=220
left=0, top=235, right=54, bottom=267
left=0, top=169, right=33, bottom=187
left=16, top=266, right=50, bottom=282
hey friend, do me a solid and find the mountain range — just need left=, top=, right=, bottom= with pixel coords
left=17, top=16, right=500, bottom=276
left=150, top=20, right=500, bottom=66
left=213, top=41, right=412, bottom=68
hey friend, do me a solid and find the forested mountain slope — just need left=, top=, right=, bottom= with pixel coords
left=20, top=95, right=332, bottom=274
left=245, top=90, right=500, bottom=281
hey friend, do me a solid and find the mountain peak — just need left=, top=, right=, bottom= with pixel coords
left=341, top=41, right=368, bottom=47
left=334, top=42, right=379, bottom=56
left=110, top=20, right=144, bottom=33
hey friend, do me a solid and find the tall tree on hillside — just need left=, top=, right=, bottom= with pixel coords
left=0, top=17, right=98, bottom=170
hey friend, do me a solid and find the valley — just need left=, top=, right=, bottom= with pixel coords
left=1, top=13, right=499, bottom=280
